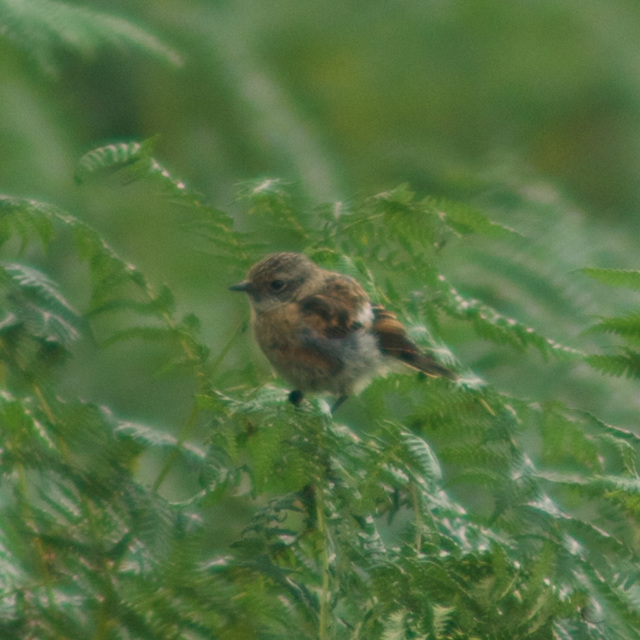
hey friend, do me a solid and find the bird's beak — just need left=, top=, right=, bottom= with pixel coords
left=229, top=280, right=252, bottom=293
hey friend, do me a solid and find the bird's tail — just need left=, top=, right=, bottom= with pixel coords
left=372, top=305, right=456, bottom=379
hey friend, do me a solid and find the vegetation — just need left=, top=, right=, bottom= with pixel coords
left=3, top=2, right=640, bottom=639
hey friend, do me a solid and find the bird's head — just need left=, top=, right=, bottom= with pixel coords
left=230, top=252, right=321, bottom=312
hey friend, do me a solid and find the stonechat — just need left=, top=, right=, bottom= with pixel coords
left=230, top=252, right=455, bottom=411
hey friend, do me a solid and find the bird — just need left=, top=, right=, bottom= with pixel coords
left=229, top=252, right=455, bottom=412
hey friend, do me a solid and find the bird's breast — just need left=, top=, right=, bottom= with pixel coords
left=253, top=304, right=299, bottom=352
left=252, top=305, right=343, bottom=389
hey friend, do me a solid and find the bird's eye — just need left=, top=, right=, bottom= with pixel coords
left=270, top=279, right=286, bottom=292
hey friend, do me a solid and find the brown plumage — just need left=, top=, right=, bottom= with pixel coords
left=230, top=252, right=455, bottom=410
left=371, top=306, right=455, bottom=378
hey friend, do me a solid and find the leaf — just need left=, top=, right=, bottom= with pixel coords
left=586, top=352, right=640, bottom=379
left=0, top=263, right=81, bottom=377
left=438, top=275, right=582, bottom=360
left=76, top=139, right=172, bottom=186
left=588, top=313, right=640, bottom=339
left=0, top=195, right=59, bottom=251
left=76, top=142, right=242, bottom=262
left=236, top=177, right=309, bottom=242
left=0, top=0, right=181, bottom=75
left=381, top=610, right=411, bottom=640
left=582, top=268, right=640, bottom=291
left=400, top=431, right=442, bottom=485
left=88, top=284, right=176, bottom=317
left=3, top=262, right=78, bottom=319
left=434, top=197, right=522, bottom=239
left=116, top=420, right=206, bottom=462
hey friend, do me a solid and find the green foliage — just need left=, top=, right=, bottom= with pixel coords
left=3, top=4, right=640, bottom=638
left=582, top=268, right=640, bottom=291
left=0, top=0, right=181, bottom=74
left=1, top=138, right=640, bottom=639
left=582, top=268, right=640, bottom=381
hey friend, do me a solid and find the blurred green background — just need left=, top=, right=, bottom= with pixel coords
left=7, top=0, right=640, bottom=214
left=3, top=0, right=640, bottom=427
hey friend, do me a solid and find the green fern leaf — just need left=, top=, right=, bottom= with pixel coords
left=434, top=197, right=521, bottom=239
left=0, top=0, right=181, bottom=74
left=236, top=177, right=310, bottom=243
left=3, top=262, right=79, bottom=327
left=36, top=481, right=82, bottom=526
left=0, top=529, right=22, bottom=590
left=438, top=274, right=582, bottom=360
left=589, top=313, right=640, bottom=339
left=399, top=431, right=442, bottom=485
left=75, top=140, right=176, bottom=188
left=0, top=393, right=57, bottom=454
left=577, top=558, right=640, bottom=635
left=582, top=268, right=640, bottom=290
left=0, top=263, right=80, bottom=381
left=380, top=610, right=409, bottom=640
left=586, top=352, right=640, bottom=379
left=88, top=284, right=176, bottom=317
left=67, top=221, right=156, bottom=312
left=578, top=410, right=640, bottom=445
left=76, top=142, right=243, bottom=263
left=0, top=197, right=159, bottom=321
left=0, top=195, right=59, bottom=251
left=116, top=420, right=205, bottom=462
left=432, top=604, right=455, bottom=637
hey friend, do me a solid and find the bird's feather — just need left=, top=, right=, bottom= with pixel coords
left=299, top=274, right=370, bottom=339
left=372, top=305, right=455, bottom=378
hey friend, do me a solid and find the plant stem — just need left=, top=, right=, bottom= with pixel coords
left=409, top=482, right=422, bottom=550
left=315, top=487, right=330, bottom=640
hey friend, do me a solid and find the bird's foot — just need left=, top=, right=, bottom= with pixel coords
left=288, top=389, right=305, bottom=407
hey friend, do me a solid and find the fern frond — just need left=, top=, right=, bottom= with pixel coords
left=433, top=196, right=522, bottom=239
left=399, top=431, right=442, bottom=485
left=586, top=352, right=640, bottom=379
left=0, top=0, right=181, bottom=74
left=380, top=610, right=409, bottom=640
left=0, top=262, right=81, bottom=383
left=582, top=267, right=640, bottom=291
left=0, top=392, right=57, bottom=456
left=4, top=153, right=640, bottom=637
left=116, top=420, right=205, bottom=462
left=589, top=313, right=640, bottom=339
left=76, top=142, right=247, bottom=265
left=87, top=283, right=176, bottom=317
left=36, top=480, right=83, bottom=526
left=0, top=195, right=59, bottom=251
left=522, top=492, right=628, bottom=556
left=0, top=528, right=23, bottom=588
left=76, top=140, right=183, bottom=193
left=244, top=414, right=319, bottom=494
left=236, top=177, right=311, bottom=243
left=578, top=410, right=640, bottom=445
left=577, top=559, right=640, bottom=637
left=201, top=441, right=239, bottom=496
left=3, top=261, right=76, bottom=316
left=0, top=196, right=162, bottom=322
left=438, top=442, right=515, bottom=471
left=222, top=385, right=291, bottom=414
left=437, top=274, right=583, bottom=360
left=432, top=604, right=455, bottom=637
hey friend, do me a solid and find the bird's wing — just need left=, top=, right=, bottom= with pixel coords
left=299, top=275, right=455, bottom=379
left=372, top=305, right=455, bottom=378
left=299, top=274, right=371, bottom=339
